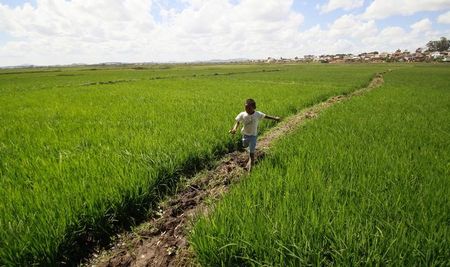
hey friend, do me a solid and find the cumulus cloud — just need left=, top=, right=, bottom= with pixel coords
left=318, top=0, right=364, bottom=13
left=0, top=0, right=157, bottom=65
left=328, top=14, right=377, bottom=39
left=411, top=18, right=433, bottom=33
left=363, top=0, right=450, bottom=19
left=361, top=21, right=438, bottom=53
left=296, top=14, right=440, bottom=55
left=0, top=0, right=447, bottom=66
left=437, top=10, right=450, bottom=24
left=0, top=0, right=155, bottom=39
left=0, top=0, right=306, bottom=65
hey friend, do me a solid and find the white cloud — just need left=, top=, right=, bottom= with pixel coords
left=0, top=0, right=155, bottom=41
left=0, top=0, right=306, bottom=65
left=294, top=14, right=441, bottom=56
left=318, top=0, right=364, bottom=13
left=361, top=22, right=439, bottom=53
left=0, top=0, right=160, bottom=65
left=362, top=27, right=409, bottom=50
left=0, top=0, right=448, bottom=66
left=411, top=18, right=433, bottom=33
left=328, top=14, right=377, bottom=39
left=437, top=10, right=450, bottom=24
left=363, top=0, right=450, bottom=19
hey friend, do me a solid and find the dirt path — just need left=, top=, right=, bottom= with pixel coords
left=84, top=73, right=385, bottom=267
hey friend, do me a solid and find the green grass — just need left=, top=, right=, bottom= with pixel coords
left=190, top=65, right=450, bottom=266
left=0, top=63, right=384, bottom=265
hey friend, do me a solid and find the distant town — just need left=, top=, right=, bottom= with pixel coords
left=260, top=48, right=450, bottom=64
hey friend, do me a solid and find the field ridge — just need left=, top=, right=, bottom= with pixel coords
left=85, top=72, right=386, bottom=267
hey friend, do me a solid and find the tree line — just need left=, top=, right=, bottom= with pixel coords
left=426, top=37, right=450, bottom=52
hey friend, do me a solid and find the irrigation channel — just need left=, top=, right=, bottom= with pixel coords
left=84, top=72, right=386, bottom=267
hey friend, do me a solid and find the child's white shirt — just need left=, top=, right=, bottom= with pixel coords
left=235, top=111, right=266, bottom=136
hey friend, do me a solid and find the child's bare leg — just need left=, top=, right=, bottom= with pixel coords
left=246, top=152, right=255, bottom=171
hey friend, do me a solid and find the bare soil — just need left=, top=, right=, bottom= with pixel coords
left=84, top=73, right=385, bottom=267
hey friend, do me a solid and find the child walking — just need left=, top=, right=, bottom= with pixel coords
left=229, top=98, right=280, bottom=171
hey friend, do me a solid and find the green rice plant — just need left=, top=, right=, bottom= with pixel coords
left=0, top=64, right=384, bottom=265
left=190, top=65, right=450, bottom=266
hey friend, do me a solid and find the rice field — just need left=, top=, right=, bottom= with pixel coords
left=0, top=63, right=386, bottom=265
left=190, top=65, right=450, bottom=266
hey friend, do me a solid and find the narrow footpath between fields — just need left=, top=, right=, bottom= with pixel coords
left=84, top=72, right=386, bottom=267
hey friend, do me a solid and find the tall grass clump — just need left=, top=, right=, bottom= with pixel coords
left=191, top=65, right=450, bottom=266
left=0, top=64, right=384, bottom=265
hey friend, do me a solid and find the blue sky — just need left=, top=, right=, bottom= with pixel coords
left=1, top=0, right=35, bottom=7
left=0, top=0, right=449, bottom=66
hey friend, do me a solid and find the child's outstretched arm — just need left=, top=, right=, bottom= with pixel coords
left=229, top=121, right=240, bottom=134
left=264, top=115, right=281, bottom=121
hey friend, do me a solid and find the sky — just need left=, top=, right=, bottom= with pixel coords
left=0, top=0, right=449, bottom=66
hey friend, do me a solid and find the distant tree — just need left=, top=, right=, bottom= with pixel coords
left=426, top=37, right=450, bottom=52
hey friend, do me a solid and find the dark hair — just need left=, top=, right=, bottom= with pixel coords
left=245, top=98, right=256, bottom=108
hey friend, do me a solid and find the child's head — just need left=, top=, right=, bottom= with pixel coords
left=245, top=98, right=256, bottom=113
